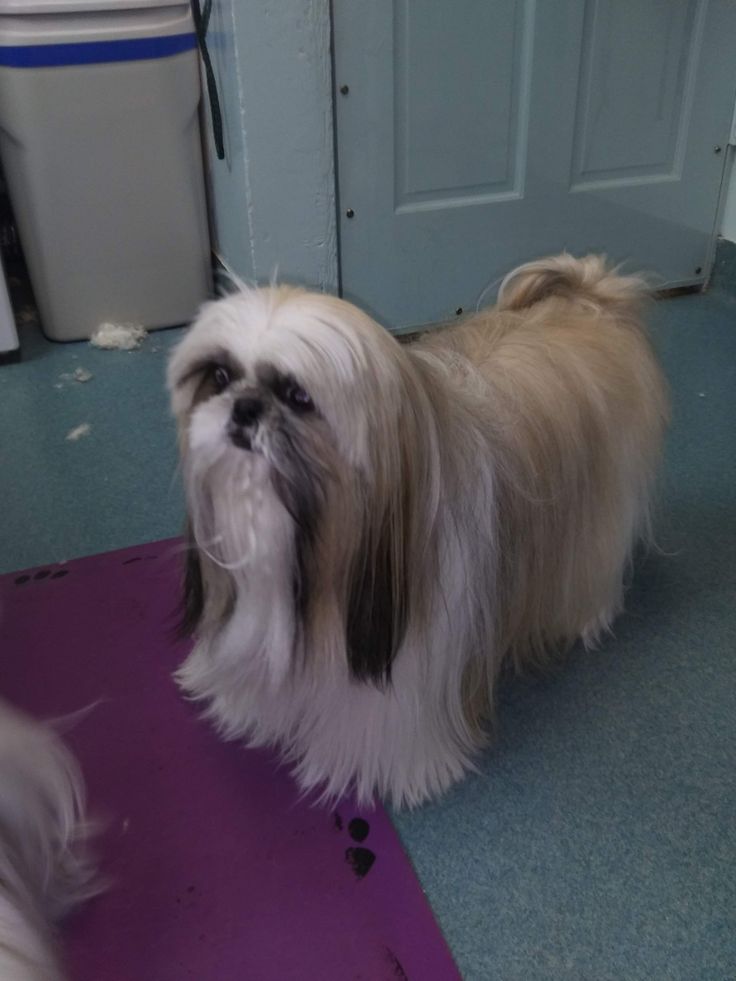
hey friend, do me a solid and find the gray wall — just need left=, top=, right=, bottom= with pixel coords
left=722, top=156, right=736, bottom=242
left=201, top=0, right=337, bottom=291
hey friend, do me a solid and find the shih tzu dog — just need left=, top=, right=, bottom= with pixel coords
left=0, top=699, right=96, bottom=980
left=168, top=254, right=668, bottom=808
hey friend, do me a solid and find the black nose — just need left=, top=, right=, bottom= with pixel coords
left=232, top=396, right=264, bottom=427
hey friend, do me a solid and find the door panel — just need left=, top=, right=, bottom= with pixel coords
left=394, top=0, right=530, bottom=207
left=334, top=0, right=736, bottom=329
left=571, top=0, right=698, bottom=186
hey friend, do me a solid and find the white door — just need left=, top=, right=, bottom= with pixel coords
left=333, top=0, right=736, bottom=328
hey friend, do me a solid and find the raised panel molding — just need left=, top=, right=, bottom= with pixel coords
left=570, top=0, right=704, bottom=191
left=394, top=0, right=535, bottom=212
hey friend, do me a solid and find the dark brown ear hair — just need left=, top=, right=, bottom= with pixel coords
left=345, top=502, right=410, bottom=685
left=178, top=523, right=205, bottom=639
left=343, top=357, right=434, bottom=685
left=177, top=522, right=235, bottom=639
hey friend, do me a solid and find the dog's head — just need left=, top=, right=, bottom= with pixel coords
left=168, top=286, right=437, bottom=683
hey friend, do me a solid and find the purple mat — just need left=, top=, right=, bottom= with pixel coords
left=0, top=541, right=459, bottom=981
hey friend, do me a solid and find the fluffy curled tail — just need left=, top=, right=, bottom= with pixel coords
left=497, top=253, right=648, bottom=318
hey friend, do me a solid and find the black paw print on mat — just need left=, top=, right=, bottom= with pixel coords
left=14, top=568, right=69, bottom=586
left=334, top=811, right=376, bottom=879
left=122, top=554, right=157, bottom=565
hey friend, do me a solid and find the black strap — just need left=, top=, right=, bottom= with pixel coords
left=191, top=0, right=225, bottom=160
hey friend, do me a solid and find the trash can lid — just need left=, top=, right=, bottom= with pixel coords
left=0, top=0, right=185, bottom=12
left=0, top=0, right=194, bottom=56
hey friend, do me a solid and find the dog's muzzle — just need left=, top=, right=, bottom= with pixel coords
left=228, top=395, right=264, bottom=450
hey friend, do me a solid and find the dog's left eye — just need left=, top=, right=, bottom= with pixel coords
left=279, top=379, right=315, bottom=413
left=211, top=364, right=231, bottom=392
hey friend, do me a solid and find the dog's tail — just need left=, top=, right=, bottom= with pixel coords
left=497, top=253, right=648, bottom=318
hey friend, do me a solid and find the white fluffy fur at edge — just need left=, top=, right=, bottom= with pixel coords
left=0, top=700, right=96, bottom=980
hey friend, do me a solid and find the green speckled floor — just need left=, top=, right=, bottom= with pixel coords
left=2, top=289, right=735, bottom=979
left=0, top=320, right=185, bottom=573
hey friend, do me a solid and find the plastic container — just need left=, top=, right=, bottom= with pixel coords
left=0, top=259, right=19, bottom=359
left=0, top=0, right=211, bottom=341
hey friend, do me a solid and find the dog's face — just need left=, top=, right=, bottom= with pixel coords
left=169, top=287, right=386, bottom=475
left=169, top=286, right=430, bottom=683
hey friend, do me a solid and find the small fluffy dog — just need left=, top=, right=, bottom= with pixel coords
left=168, top=254, right=669, bottom=807
left=0, top=700, right=95, bottom=980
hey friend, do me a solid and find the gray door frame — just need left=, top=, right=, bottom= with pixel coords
left=201, top=0, right=338, bottom=293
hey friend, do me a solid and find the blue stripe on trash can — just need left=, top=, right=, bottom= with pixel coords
left=0, top=33, right=196, bottom=68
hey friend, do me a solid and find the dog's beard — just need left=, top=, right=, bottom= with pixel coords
left=182, top=398, right=305, bottom=689
left=185, top=398, right=273, bottom=573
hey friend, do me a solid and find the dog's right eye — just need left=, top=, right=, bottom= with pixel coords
left=211, top=364, right=231, bottom=392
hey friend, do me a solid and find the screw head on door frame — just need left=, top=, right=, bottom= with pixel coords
left=346, top=208, right=355, bottom=219
left=340, top=84, right=350, bottom=95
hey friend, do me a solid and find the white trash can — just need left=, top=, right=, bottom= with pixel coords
left=0, top=0, right=211, bottom=341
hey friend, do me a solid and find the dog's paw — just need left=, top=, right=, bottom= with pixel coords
left=14, top=568, right=69, bottom=585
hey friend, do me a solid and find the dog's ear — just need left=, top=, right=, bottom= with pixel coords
left=342, top=358, right=438, bottom=686
left=345, top=502, right=410, bottom=685
left=177, top=525, right=236, bottom=639
left=178, top=523, right=204, bottom=639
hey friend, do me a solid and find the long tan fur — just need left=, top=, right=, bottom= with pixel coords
left=415, top=254, right=668, bottom=677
